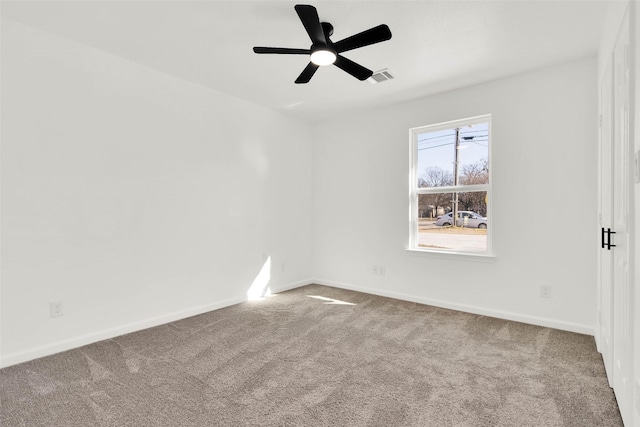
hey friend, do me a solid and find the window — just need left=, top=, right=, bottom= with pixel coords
left=409, top=115, right=491, bottom=255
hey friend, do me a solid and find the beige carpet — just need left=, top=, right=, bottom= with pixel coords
left=0, top=284, right=622, bottom=426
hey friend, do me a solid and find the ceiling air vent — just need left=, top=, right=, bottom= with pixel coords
left=368, top=69, right=394, bottom=84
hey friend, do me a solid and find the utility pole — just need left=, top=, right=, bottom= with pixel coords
left=453, top=127, right=460, bottom=227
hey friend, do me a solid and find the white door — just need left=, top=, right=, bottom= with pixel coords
left=598, top=62, right=614, bottom=386
left=599, top=10, right=634, bottom=426
left=611, top=13, right=633, bottom=424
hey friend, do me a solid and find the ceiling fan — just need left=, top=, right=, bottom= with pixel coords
left=253, top=4, right=392, bottom=84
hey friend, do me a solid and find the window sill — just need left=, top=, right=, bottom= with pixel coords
left=406, top=248, right=496, bottom=262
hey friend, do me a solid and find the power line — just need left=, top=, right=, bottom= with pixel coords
left=417, top=132, right=456, bottom=143
left=419, top=133, right=488, bottom=146
left=419, top=139, right=489, bottom=151
left=417, top=141, right=455, bottom=151
left=460, top=130, right=488, bottom=135
left=417, top=137, right=456, bottom=147
left=460, top=134, right=488, bottom=140
left=418, top=132, right=489, bottom=152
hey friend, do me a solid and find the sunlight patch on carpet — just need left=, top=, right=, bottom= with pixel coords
left=306, top=295, right=356, bottom=305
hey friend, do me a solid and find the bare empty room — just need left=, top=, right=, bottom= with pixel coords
left=1, top=1, right=639, bottom=426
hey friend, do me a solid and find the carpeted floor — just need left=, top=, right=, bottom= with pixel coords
left=0, top=284, right=623, bottom=426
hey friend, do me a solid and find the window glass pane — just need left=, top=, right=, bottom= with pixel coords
left=418, top=191, right=488, bottom=252
left=418, top=193, right=453, bottom=219
left=417, top=129, right=455, bottom=188
left=458, top=123, right=489, bottom=185
left=457, top=190, right=488, bottom=217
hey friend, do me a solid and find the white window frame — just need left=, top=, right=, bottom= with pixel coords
left=408, top=114, right=493, bottom=257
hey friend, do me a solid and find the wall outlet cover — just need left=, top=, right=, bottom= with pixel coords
left=540, top=286, right=552, bottom=298
left=50, top=301, right=64, bottom=318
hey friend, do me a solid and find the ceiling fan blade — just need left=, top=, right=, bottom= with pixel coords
left=333, top=24, right=392, bottom=53
left=253, top=47, right=311, bottom=55
left=295, top=62, right=319, bottom=84
left=295, top=4, right=327, bottom=45
left=334, top=55, right=373, bottom=81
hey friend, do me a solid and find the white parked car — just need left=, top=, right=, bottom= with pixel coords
left=435, top=211, right=487, bottom=229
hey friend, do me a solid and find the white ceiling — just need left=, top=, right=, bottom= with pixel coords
left=3, top=1, right=610, bottom=124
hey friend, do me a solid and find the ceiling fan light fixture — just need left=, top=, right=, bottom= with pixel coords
left=310, top=49, right=337, bottom=66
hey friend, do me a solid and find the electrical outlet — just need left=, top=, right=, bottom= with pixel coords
left=372, top=265, right=379, bottom=275
left=50, top=301, right=63, bottom=318
left=281, top=262, right=285, bottom=272
left=540, top=286, right=552, bottom=299
left=379, top=265, right=386, bottom=276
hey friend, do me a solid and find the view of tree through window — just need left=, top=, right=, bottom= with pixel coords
left=410, top=117, right=491, bottom=253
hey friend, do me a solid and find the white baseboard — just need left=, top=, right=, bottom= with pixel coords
left=1, top=277, right=594, bottom=368
left=1, top=278, right=315, bottom=369
left=0, top=296, right=245, bottom=369
left=309, top=278, right=595, bottom=336
left=270, top=278, right=312, bottom=294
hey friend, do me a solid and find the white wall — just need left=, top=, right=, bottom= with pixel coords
left=634, top=4, right=640, bottom=424
left=0, top=18, right=314, bottom=367
left=312, top=57, right=598, bottom=333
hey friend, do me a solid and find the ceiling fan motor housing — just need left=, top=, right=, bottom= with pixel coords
left=321, top=22, right=334, bottom=38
